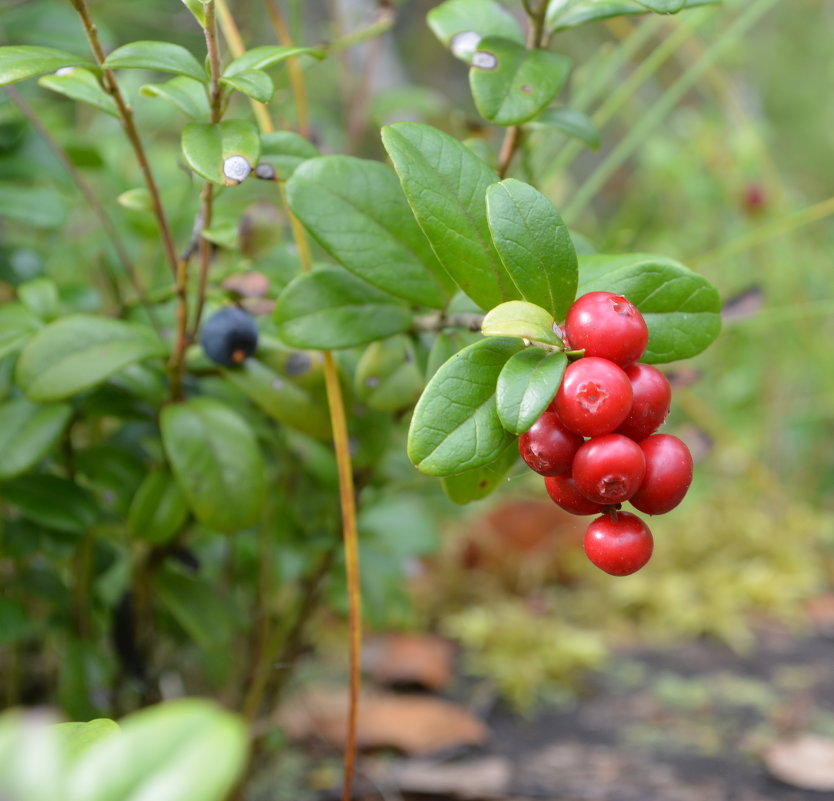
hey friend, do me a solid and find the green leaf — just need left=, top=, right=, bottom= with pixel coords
left=223, top=45, right=325, bottom=77
left=0, top=709, right=64, bottom=801
left=67, top=699, right=247, bottom=801
left=0, top=46, right=94, bottom=87
left=260, top=131, right=319, bottom=180
left=287, top=155, right=454, bottom=307
left=222, top=358, right=332, bottom=440
left=382, top=122, right=519, bottom=311
left=274, top=268, right=412, bottom=350
left=38, top=68, right=118, bottom=117
left=117, top=187, right=153, bottom=212
left=15, top=315, right=165, bottom=402
left=636, top=0, right=687, bottom=12
left=528, top=107, right=600, bottom=149
left=161, top=397, right=265, bottom=533
left=427, top=0, right=524, bottom=63
left=0, top=475, right=98, bottom=535
left=140, top=76, right=211, bottom=120
left=0, top=398, right=72, bottom=480
left=442, top=440, right=519, bottom=503
left=469, top=38, right=571, bottom=126
left=486, top=179, right=578, bottom=320
left=481, top=300, right=559, bottom=344
left=0, top=303, right=42, bottom=360
left=18, top=277, right=59, bottom=321
left=408, top=337, right=523, bottom=476
left=546, top=0, right=718, bottom=31
left=355, top=336, right=424, bottom=412
left=181, top=120, right=261, bottom=185
left=155, top=569, right=233, bottom=649
left=103, top=40, right=206, bottom=83
left=577, top=253, right=721, bottom=363
left=54, top=720, right=120, bottom=762
left=181, top=0, right=208, bottom=26
left=220, top=69, right=274, bottom=103
left=496, top=348, right=567, bottom=435
left=128, top=469, right=190, bottom=545
left=0, top=185, right=66, bottom=228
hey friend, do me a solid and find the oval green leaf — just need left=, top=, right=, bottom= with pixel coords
left=577, top=252, right=721, bottom=363
left=470, top=38, right=571, bottom=126
left=222, top=358, right=331, bottom=440
left=103, top=40, right=206, bottom=83
left=181, top=120, right=261, bottom=185
left=220, top=69, right=274, bottom=103
left=0, top=303, right=42, bottom=359
left=128, top=468, right=190, bottom=545
left=67, top=699, right=247, bottom=801
left=496, top=348, right=567, bottom=435
left=0, top=46, right=95, bottom=87
left=161, top=397, right=265, bottom=533
left=355, top=336, right=424, bottom=413
left=287, top=155, right=453, bottom=308
left=15, top=315, right=165, bottom=402
left=0, top=475, right=98, bottom=534
left=274, top=268, right=412, bottom=350
left=382, top=122, right=519, bottom=311
left=442, top=440, right=519, bottom=504
left=546, top=0, right=718, bottom=31
left=0, top=398, right=73, bottom=480
left=54, top=720, right=120, bottom=762
left=140, top=76, right=211, bottom=120
left=427, top=0, right=524, bottom=63
left=260, top=131, right=319, bottom=180
left=481, top=300, right=559, bottom=344
left=223, top=45, right=325, bottom=77
left=38, top=68, right=118, bottom=117
left=18, top=277, right=59, bottom=321
left=408, top=337, right=523, bottom=476
left=528, top=107, right=600, bottom=149
left=486, top=179, right=578, bottom=320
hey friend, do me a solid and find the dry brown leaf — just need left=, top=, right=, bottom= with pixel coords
left=364, top=634, right=455, bottom=691
left=370, top=756, right=511, bottom=799
left=765, top=735, right=834, bottom=790
left=278, top=688, right=489, bottom=754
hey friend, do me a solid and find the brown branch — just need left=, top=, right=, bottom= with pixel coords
left=68, top=0, right=179, bottom=278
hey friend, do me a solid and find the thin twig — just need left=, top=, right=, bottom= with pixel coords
left=68, top=0, right=179, bottom=278
left=4, top=86, right=161, bottom=332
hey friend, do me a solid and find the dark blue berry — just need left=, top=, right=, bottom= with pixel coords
left=199, top=307, right=258, bottom=367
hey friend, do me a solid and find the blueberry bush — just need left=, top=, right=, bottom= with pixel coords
left=0, top=0, right=734, bottom=797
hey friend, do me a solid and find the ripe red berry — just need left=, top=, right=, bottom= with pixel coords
left=615, top=364, right=672, bottom=441
left=565, top=291, right=649, bottom=367
left=584, top=512, right=653, bottom=576
left=572, top=434, right=646, bottom=505
left=544, top=475, right=604, bottom=516
left=630, top=434, right=693, bottom=515
left=519, top=411, right=584, bottom=477
left=553, top=356, right=633, bottom=437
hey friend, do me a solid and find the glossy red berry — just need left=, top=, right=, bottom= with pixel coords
left=553, top=357, right=633, bottom=437
left=565, top=291, right=649, bottom=366
left=519, top=412, right=584, bottom=477
left=630, top=434, right=693, bottom=515
left=544, top=475, right=604, bottom=516
left=584, top=512, right=653, bottom=576
left=615, top=364, right=672, bottom=441
left=572, top=434, right=646, bottom=505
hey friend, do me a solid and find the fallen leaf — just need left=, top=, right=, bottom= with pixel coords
left=765, top=735, right=834, bottom=791
left=277, top=688, right=489, bottom=754
left=369, top=756, right=511, bottom=799
left=364, top=634, right=455, bottom=691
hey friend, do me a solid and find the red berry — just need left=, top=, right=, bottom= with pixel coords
left=553, top=357, right=633, bottom=437
left=584, top=512, right=653, bottom=576
left=630, top=434, right=693, bottom=515
left=565, top=291, right=649, bottom=367
left=572, top=434, right=646, bottom=504
left=615, top=364, right=671, bottom=441
left=544, top=475, right=604, bottom=516
left=519, top=412, right=584, bottom=477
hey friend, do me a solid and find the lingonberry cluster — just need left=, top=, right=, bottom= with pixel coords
left=518, top=292, right=693, bottom=577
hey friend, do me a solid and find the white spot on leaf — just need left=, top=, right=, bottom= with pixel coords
left=450, top=31, right=482, bottom=59
left=55, top=67, right=76, bottom=76
left=223, top=155, right=252, bottom=184
left=472, top=51, right=498, bottom=70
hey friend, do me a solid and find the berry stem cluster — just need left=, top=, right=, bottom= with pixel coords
left=518, top=292, right=694, bottom=576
